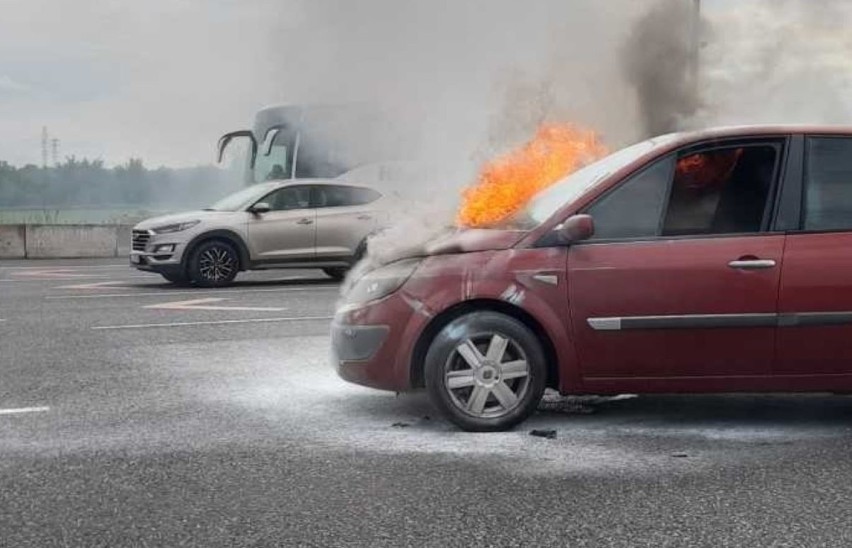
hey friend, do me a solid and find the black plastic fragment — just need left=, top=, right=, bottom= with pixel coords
left=529, top=429, right=557, bottom=439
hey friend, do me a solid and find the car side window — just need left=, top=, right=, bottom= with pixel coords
left=312, top=185, right=381, bottom=208
left=587, top=157, right=673, bottom=240
left=263, top=186, right=311, bottom=211
left=662, top=145, right=777, bottom=236
left=586, top=141, right=780, bottom=241
left=803, top=137, right=852, bottom=231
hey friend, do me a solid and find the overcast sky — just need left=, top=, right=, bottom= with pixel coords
left=0, top=0, right=306, bottom=167
left=0, top=0, right=721, bottom=169
left=0, top=0, right=845, bottom=169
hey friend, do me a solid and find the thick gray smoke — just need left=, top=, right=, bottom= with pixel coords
left=622, top=0, right=700, bottom=136
left=694, top=0, right=852, bottom=128
left=320, top=0, right=852, bottom=267
left=623, top=0, right=852, bottom=135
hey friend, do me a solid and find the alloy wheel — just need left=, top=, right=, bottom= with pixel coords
left=198, top=245, right=237, bottom=282
left=443, top=333, right=531, bottom=418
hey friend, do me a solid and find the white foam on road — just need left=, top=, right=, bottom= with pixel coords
left=136, top=336, right=841, bottom=477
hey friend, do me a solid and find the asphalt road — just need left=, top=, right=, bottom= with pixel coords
left=3, top=259, right=852, bottom=547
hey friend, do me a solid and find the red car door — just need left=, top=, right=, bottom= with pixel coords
left=568, top=137, right=789, bottom=390
left=776, top=135, right=852, bottom=378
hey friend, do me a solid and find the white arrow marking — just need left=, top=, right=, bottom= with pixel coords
left=144, top=298, right=287, bottom=312
left=55, top=280, right=132, bottom=290
left=0, top=406, right=50, bottom=415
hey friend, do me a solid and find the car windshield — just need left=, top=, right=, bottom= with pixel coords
left=206, top=182, right=279, bottom=211
left=520, top=134, right=681, bottom=226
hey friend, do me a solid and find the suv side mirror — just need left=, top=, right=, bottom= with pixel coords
left=249, top=202, right=271, bottom=215
left=558, top=214, right=594, bottom=243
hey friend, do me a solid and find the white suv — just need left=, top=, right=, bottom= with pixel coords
left=131, top=180, right=389, bottom=287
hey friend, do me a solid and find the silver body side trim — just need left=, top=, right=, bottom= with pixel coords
left=587, top=313, right=777, bottom=331
left=587, top=318, right=622, bottom=331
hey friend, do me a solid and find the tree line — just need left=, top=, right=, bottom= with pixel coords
left=0, top=157, right=241, bottom=210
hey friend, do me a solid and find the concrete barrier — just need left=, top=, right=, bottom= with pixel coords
left=25, top=225, right=119, bottom=258
left=115, top=225, right=133, bottom=256
left=0, top=225, right=26, bottom=259
left=0, top=224, right=135, bottom=259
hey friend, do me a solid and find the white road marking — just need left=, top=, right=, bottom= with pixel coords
left=47, top=286, right=339, bottom=300
left=92, top=316, right=333, bottom=330
left=144, top=297, right=287, bottom=312
left=0, top=264, right=128, bottom=271
left=12, top=269, right=111, bottom=279
left=54, top=280, right=144, bottom=290
left=0, top=406, right=50, bottom=415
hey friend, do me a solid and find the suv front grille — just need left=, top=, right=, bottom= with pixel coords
left=132, top=230, right=151, bottom=251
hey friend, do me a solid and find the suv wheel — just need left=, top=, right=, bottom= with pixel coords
left=323, top=267, right=348, bottom=281
left=425, top=311, right=547, bottom=432
left=187, top=240, right=239, bottom=288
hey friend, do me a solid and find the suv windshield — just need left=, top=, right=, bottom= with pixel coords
left=520, top=134, right=681, bottom=226
left=206, top=182, right=279, bottom=212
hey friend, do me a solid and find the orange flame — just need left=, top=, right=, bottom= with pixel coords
left=457, top=123, right=609, bottom=228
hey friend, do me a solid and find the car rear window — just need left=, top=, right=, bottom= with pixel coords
left=804, top=137, right=852, bottom=231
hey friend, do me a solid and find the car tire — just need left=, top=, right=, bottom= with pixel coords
left=424, top=311, right=547, bottom=432
left=323, top=267, right=348, bottom=281
left=187, top=239, right=240, bottom=288
left=160, top=272, right=190, bottom=286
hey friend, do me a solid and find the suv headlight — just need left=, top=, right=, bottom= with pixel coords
left=151, top=220, right=201, bottom=234
left=341, top=259, right=421, bottom=306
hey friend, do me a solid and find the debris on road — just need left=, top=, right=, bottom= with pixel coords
left=529, top=429, right=557, bottom=439
left=538, top=390, right=637, bottom=415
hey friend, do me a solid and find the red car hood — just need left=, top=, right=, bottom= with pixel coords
left=424, top=228, right=526, bottom=256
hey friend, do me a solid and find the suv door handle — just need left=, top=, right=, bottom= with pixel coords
left=357, top=214, right=372, bottom=221
left=728, top=259, right=776, bottom=270
left=296, top=217, right=314, bottom=225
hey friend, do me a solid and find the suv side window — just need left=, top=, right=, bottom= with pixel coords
left=313, top=185, right=381, bottom=208
left=587, top=141, right=780, bottom=240
left=262, top=186, right=311, bottom=211
left=804, top=137, right=852, bottom=231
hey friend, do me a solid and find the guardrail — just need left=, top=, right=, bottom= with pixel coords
left=0, top=224, right=133, bottom=259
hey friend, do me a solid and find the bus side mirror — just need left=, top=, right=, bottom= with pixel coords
left=217, top=130, right=257, bottom=164
left=558, top=214, right=594, bottom=244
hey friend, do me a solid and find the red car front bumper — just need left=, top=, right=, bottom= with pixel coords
left=332, top=290, right=428, bottom=392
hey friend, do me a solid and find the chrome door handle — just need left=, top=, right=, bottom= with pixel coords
left=728, top=259, right=776, bottom=270
left=296, top=218, right=314, bottom=225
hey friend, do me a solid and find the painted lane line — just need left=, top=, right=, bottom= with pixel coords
left=0, top=264, right=128, bottom=271
left=0, top=406, right=50, bottom=415
left=92, top=316, right=334, bottom=330
left=12, top=269, right=111, bottom=280
left=47, top=286, right=339, bottom=300
left=144, top=297, right=287, bottom=312
left=55, top=280, right=135, bottom=290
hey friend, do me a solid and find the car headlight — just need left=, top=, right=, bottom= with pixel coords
left=341, top=259, right=421, bottom=306
left=151, top=220, right=201, bottom=234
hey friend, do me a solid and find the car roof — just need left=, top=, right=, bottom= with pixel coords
left=263, top=178, right=375, bottom=190
left=666, top=124, right=852, bottom=146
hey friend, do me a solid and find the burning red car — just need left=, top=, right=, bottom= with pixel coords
left=333, top=125, right=852, bottom=431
